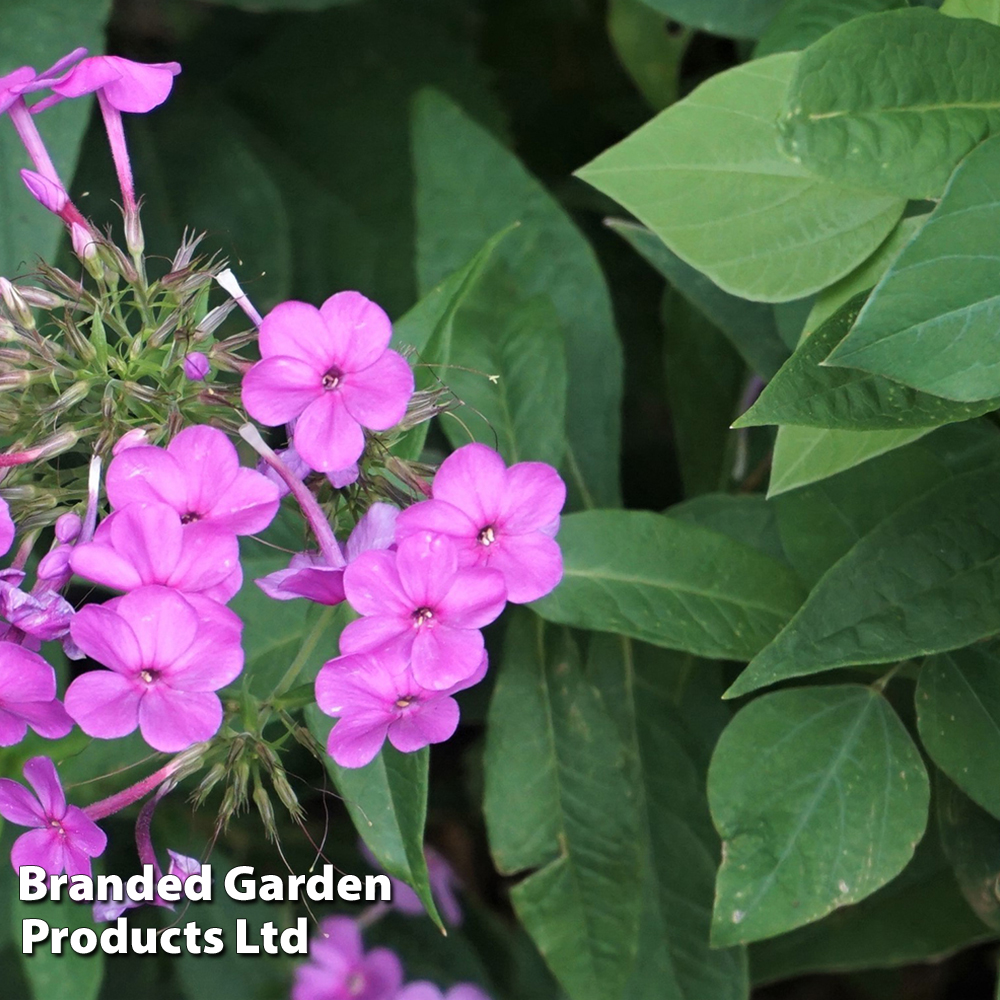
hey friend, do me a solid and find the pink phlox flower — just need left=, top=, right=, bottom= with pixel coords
left=0, top=496, right=13, bottom=557
left=360, top=841, right=463, bottom=925
left=395, top=443, right=565, bottom=604
left=0, top=756, right=106, bottom=877
left=106, top=424, right=280, bottom=536
left=242, top=292, right=414, bottom=473
left=395, top=985, right=492, bottom=1000
left=0, top=643, right=72, bottom=746
left=257, top=437, right=358, bottom=496
left=0, top=50, right=87, bottom=113
left=256, top=502, right=398, bottom=606
left=316, top=647, right=487, bottom=768
left=342, top=531, right=505, bottom=690
left=70, top=502, right=243, bottom=604
left=291, top=916, right=403, bottom=1000
left=41, top=55, right=181, bottom=114
left=65, top=585, right=243, bottom=752
left=0, top=582, right=74, bottom=642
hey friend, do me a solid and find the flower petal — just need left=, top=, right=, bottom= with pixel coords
left=339, top=349, right=413, bottom=430
left=108, top=503, right=183, bottom=585
left=115, top=586, right=199, bottom=669
left=61, top=806, right=108, bottom=858
left=345, top=502, right=399, bottom=562
left=436, top=567, right=506, bottom=629
left=0, top=711, right=28, bottom=747
left=0, top=643, right=57, bottom=701
left=0, top=778, right=45, bottom=827
left=343, top=550, right=410, bottom=616
left=65, top=671, right=142, bottom=739
left=488, top=532, right=563, bottom=604
left=242, top=355, right=322, bottom=426
left=167, top=522, right=241, bottom=595
left=0, top=497, right=13, bottom=558
left=11, top=828, right=65, bottom=875
left=326, top=716, right=390, bottom=768
left=293, top=392, right=365, bottom=473
left=100, top=56, right=180, bottom=113
left=23, top=757, right=66, bottom=819
left=69, top=604, right=141, bottom=674
left=259, top=300, right=336, bottom=369
left=431, top=443, right=507, bottom=526
left=165, top=425, right=239, bottom=515
left=138, top=687, right=223, bottom=752
left=394, top=532, right=457, bottom=609
left=410, top=627, right=484, bottom=691
left=12, top=699, right=74, bottom=741
left=106, top=446, right=186, bottom=512
left=205, top=467, right=280, bottom=535
left=501, top=462, right=566, bottom=534
left=387, top=696, right=459, bottom=753
left=319, top=291, right=393, bottom=372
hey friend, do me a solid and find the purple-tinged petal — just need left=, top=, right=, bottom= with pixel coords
left=395, top=984, right=444, bottom=1000
left=256, top=562, right=346, bottom=605
left=363, top=947, right=405, bottom=998
left=23, top=757, right=66, bottom=819
left=0, top=711, right=28, bottom=746
left=442, top=651, right=489, bottom=697
left=339, top=349, right=413, bottom=430
left=339, top=616, right=412, bottom=659
left=0, top=644, right=57, bottom=701
left=65, top=671, right=142, bottom=739
left=0, top=66, right=36, bottom=114
left=11, top=828, right=64, bottom=875
left=345, top=503, right=399, bottom=561
left=167, top=522, right=241, bottom=594
left=388, top=695, right=459, bottom=753
left=446, top=986, right=492, bottom=1000
left=432, top=443, right=507, bottom=526
left=0, top=778, right=45, bottom=826
left=50, top=57, right=120, bottom=98
left=259, top=300, right=336, bottom=369
left=70, top=604, right=141, bottom=674
left=394, top=532, right=457, bottom=609
left=11, top=699, right=73, bottom=740
left=164, top=603, right=243, bottom=691
left=102, top=58, right=179, bottom=112
left=242, top=355, right=322, bottom=426
left=343, top=549, right=411, bottom=616
left=109, top=503, right=184, bottom=584
left=200, top=564, right=243, bottom=605
left=315, top=652, right=401, bottom=716
left=183, top=352, right=209, bottom=380
left=165, top=426, right=239, bottom=515
left=327, top=716, right=390, bottom=768
left=312, top=915, right=364, bottom=968
left=319, top=291, right=393, bottom=372
left=410, top=627, right=484, bottom=691
left=138, top=687, right=222, bottom=752
left=61, top=806, right=107, bottom=857
left=501, top=462, right=566, bottom=534
left=115, top=586, right=198, bottom=668
left=294, top=392, right=365, bottom=473
left=69, top=542, right=144, bottom=591
left=326, top=463, right=359, bottom=488
left=487, top=532, right=563, bottom=604
left=205, top=466, right=280, bottom=535
left=61, top=841, right=98, bottom=878
left=436, top=567, right=506, bottom=628
left=0, top=497, right=13, bottom=557
left=106, top=445, right=186, bottom=511
left=395, top=499, right=478, bottom=555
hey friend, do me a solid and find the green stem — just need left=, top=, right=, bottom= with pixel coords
left=270, top=605, right=337, bottom=701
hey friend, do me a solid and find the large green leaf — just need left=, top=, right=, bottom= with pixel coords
left=750, top=818, right=992, bottom=981
left=413, top=89, right=622, bottom=508
left=613, top=219, right=788, bottom=378
left=577, top=53, right=905, bottom=303
left=14, top=896, right=103, bottom=1000
left=917, top=643, right=1000, bottom=820
left=730, top=457, right=1000, bottom=697
left=306, top=708, right=442, bottom=929
left=825, top=135, right=1000, bottom=402
left=767, top=425, right=930, bottom=496
left=709, top=685, right=929, bottom=946
left=636, top=0, right=783, bottom=38
left=483, top=613, right=642, bottom=1000
left=755, top=0, right=905, bottom=56
left=588, top=636, right=748, bottom=1000
left=201, top=0, right=361, bottom=8
left=736, top=293, right=1000, bottom=430
left=532, top=510, right=805, bottom=660
left=439, top=267, right=567, bottom=468
left=668, top=493, right=786, bottom=563
left=0, top=0, right=111, bottom=278
left=942, top=0, right=1000, bottom=23
left=780, top=8, right=1000, bottom=199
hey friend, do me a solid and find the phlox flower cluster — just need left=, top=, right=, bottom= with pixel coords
left=291, top=916, right=491, bottom=1000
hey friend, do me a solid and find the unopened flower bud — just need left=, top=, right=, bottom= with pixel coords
left=216, top=268, right=262, bottom=326
left=112, top=428, right=150, bottom=455
left=0, top=318, right=19, bottom=343
left=0, top=370, right=36, bottom=391
left=20, top=169, right=68, bottom=215
left=252, top=782, right=277, bottom=841
left=17, top=286, right=67, bottom=310
left=55, top=511, right=82, bottom=543
left=183, top=352, right=210, bottom=381
left=0, top=428, right=78, bottom=467
left=124, top=207, right=145, bottom=258
left=0, top=278, right=35, bottom=330
left=42, top=380, right=91, bottom=415
left=70, top=223, right=103, bottom=278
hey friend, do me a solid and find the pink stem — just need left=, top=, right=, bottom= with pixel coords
left=97, top=91, right=136, bottom=216
left=83, top=761, right=178, bottom=821
left=239, top=423, right=342, bottom=566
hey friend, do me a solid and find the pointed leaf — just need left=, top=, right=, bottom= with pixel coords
left=755, top=0, right=905, bottom=56
left=709, top=685, right=929, bottom=946
left=635, top=0, right=784, bottom=39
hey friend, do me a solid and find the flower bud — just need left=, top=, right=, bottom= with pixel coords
left=112, top=428, right=150, bottom=455
left=124, top=207, right=145, bottom=258
left=0, top=278, right=34, bottom=330
left=42, top=380, right=91, bottom=415
left=195, top=301, right=235, bottom=338
left=183, top=352, right=210, bottom=381
left=55, top=511, right=82, bottom=543
left=16, top=286, right=67, bottom=310
left=252, top=782, right=277, bottom=842
left=20, top=169, right=68, bottom=215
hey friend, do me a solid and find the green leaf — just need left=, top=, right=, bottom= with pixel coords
left=608, top=0, right=692, bottom=111
left=767, top=425, right=930, bottom=496
left=532, top=510, right=805, bottom=660
left=803, top=213, right=928, bottom=335
left=588, top=636, right=749, bottom=1000
left=612, top=219, right=789, bottom=377
left=917, top=642, right=1000, bottom=820
left=391, top=226, right=513, bottom=461
left=730, top=456, right=1000, bottom=697
left=306, top=707, right=442, bottom=929
left=200, top=0, right=360, bottom=8
left=780, top=8, right=1000, bottom=200
left=14, top=896, right=103, bottom=1000
left=736, top=293, right=1000, bottom=430
left=709, top=685, right=929, bottom=946
left=750, top=817, right=992, bottom=981
left=635, top=0, right=784, bottom=38
left=825, top=135, right=1000, bottom=402
left=937, top=774, right=1000, bottom=932
left=942, top=0, right=1000, bottom=24
left=755, top=0, right=905, bottom=57
left=577, top=53, right=905, bottom=303
left=439, top=267, right=568, bottom=468
left=413, top=88, right=622, bottom=508
left=0, top=0, right=111, bottom=277
left=483, top=613, right=642, bottom=1000
left=661, top=291, right=745, bottom=496
left=668, top=492, right=786, bottom=563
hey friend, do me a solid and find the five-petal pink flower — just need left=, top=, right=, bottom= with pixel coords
left=0, top=756, right=106, bottom=877
left=0, top=643, right=73, bottom=746
left=65, top=586, right=243, bottom=752
left=242, top=292, right=414, bottom=473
